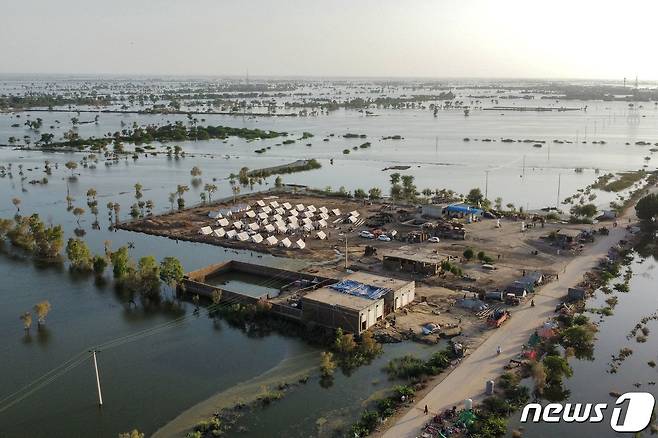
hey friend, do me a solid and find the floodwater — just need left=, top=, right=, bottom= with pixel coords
left=0, top=77, right=657, bottom=437
left=507, top=251, right=658, bottom=437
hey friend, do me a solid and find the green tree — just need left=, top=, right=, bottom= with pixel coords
left=636, top=193, right=658, bottom=222
left=401, top=175, right=416, bottom=199
left=390, top=173, right=401, bottom=185
left=65, top=160, right=78, bottom=177
left=543, top=355, right=573, bottom=383
left=354, top=188, right=367, bottom=199
left=463, top=248, right=475, bottom=260
left=204, top=183, right=218, bottom=203
left=160, top=256, right=185, bottom=290
left=66, top=238, right=93, bottom=271
left=20, top=312, right=32, bottom=332
left=274, top=176, right=283, bottom=188
left=137, top=256, right=160, bottom=296
left=570, top=203, right=597, bottom=218
left=466, top=188, right=485, bottom=206
left=33, top=300, right=51, bottom=326
left=118, top=430, right=145, bottom=438
left=110, top=246, right=131, bottom=279
left=92, top=255, right=108, bottom=276
left=320, top=351, right=336, bottom=377
left=368, top=187, right=382, bottom=200
left=72, top=207, right=85, bottom=226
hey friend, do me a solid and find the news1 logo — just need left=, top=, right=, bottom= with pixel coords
left=520, top=392, right=655, bottom=432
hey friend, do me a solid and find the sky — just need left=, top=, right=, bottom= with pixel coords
left=1, top=0, right=658, bottom=80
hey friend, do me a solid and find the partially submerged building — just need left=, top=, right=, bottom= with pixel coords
left=301, top=288, right=384, bottom=334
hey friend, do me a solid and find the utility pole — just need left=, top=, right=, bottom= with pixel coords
left=556, top=174, right=561, bottom=209
left=90, top=350, right=103, bottom=407
left=484, top=170, right=490, bottom=200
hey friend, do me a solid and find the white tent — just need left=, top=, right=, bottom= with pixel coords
left=346, top=216, right=358, bottom=224
left=319, top=213, right=329, bottom=220
left=236, top=232, right=250, bottom=242
left=248, top=222, right=260, bottom=231
left=272, top=214, right=283, bottom=222
left=264, top=224, right=276, bottom=233
left=289, top=209, right=299, bottom=217
left=316, top=219, right=328, bottom=228
left=350, top=210, right=360, bottom=218
left=316, top=231, right=327, bottom=240
left=258, top=212, right=269, bottom=220
left=287, top=222, right=299, bottom=230
left=200, top=226, right=213, bottom=235
left=217, top=218, right=230, bottom=227
left=280, top=237, right=292, bottom=248
left=233, top=221, right=244, bottom=230
left=256, top=200, right=266, bottom=207
left=282, top=202, right=292, bottom=210
left=302, top=217, right=313, bottom=225
left=303, top=211, right=314, bottom=218
left=295, top=239, right=306, bottom=249
left=303, top=223, right=314, bottom=232
left=269, top=201, right=280, bottom=208
left=331, top=208, right=341, bottom=216
left=277, top=223, right=288, bottom=233
left=251, top=233, right=264, bottom=244
left=287, top=216, right=299, bottom=223
left=265, top=236, right=278, bottom=246
left=275, top=220, right=286, bottom=228
left=246, top=210, right=256, bottom=218
left=261, top=206, right=272, bottom=214
left=275, top=207, right=285, bottom=215
left=226, top=229, right=238, bottom=239
left=213, top=228, right=226, bottom=238
left=318, top=206, right=329, bottom=214
left=295, top=204, right=305, bottom=211
left=208, top=211, right=222, bottom=219
left=307, top=205, right=317, bottom=213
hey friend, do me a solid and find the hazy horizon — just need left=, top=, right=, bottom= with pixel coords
left=2, top=0, right=658, bottom=81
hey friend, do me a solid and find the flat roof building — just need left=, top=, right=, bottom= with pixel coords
left=301, top=287, right=384, bottom=334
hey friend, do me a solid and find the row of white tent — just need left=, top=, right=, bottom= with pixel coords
left=199, top=226, right=307, bottom=249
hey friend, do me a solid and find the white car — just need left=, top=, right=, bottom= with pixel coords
left=359, top=230, right=374, bottom=239
left=427, top=236, right=440, bottom=243
left=377, top=235, right=391, bottom=242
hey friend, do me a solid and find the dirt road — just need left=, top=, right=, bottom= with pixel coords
left=382, top=222, right=633, bottom=438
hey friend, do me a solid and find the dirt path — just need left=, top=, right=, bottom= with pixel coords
left=382, top=219, right=635, bottom=437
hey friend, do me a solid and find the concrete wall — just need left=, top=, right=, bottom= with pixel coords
left=301, top=298, right=383, bottom=334
left=384, top=281, right=416, bottom=311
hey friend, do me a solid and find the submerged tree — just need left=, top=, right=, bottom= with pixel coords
left=33, top=301, right=52, bottom=326
left=20, top=312, right=32, bottom=332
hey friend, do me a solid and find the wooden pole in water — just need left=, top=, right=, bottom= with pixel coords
left=91, top=350, right=103, bottom=407
left=556, top=174, right=561, bottom=209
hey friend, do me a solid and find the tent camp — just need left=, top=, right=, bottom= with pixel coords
left=280, top=237, right=292, bottom=248
left=316, top=231, right=327, bottom=240
left=295, top=239, right=306, bottom=249
left=272, top=214, right=283, bottom=222
left=277, top=223, right=288, bottom=233
left=233, top=221, right=244, bottom=230
left=302, top=217, right=313, bottom=225
left=282, top=202, right=292, bottom=210
left=213, top=228, right=226, bottom=238
left=248, top=222, right=260, bottom=231
left=275, top=207, right=285, bottom=215
left=265, top=236, right=278, bottom=246
left=251, top=233, right=264, bottom=244
left=319, top=213, right=329, bottom=220
left=226, top=229, right=238, bottom=239
left=303, top=211, right=314, bottom=218
left=257, top=212, right=268, bottom=221
left=287, top=222, right=299, bottom=230
left=200, top=226, right=213, bottom=235
left=217, top=218, right=230, bottom=227
left=288, top=216, right=299, bottom=223
left=236, top=232, right=250, bottom=242
left=303, top=223, right=314, bottom=232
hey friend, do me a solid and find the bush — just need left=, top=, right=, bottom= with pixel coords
left=463, top=248, right=474, bottom=260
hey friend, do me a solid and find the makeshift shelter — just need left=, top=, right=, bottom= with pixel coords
left=346, top=216, right=358, bottom=224
left=319, top=213, right=329, bottom=220
left=236, top=232, right=250, bottom=242
left=295, top=239, right=306, bottom=249
left=226, top=229, right=238, bottom=239
left=256, top=200, right=266, bottom=207
left=287, top=222, right=299, bottom=230
left=295, top=204, right=305, bottom=211
left=200, top=226, right=213, bottom=235
left=331, top=208, right=341, bottom=216
left=303, top=223, right=314, bottom=232
left=245, top=210, right=256, bottom=218
left=269, top=201, right=279, bottom=208
left=289, top=209, right=299, bottom=217
left=217, top=218, right=230, bottom=227
left=233, top=221, right=244, bottom=230
left=307, top=205, right=317, bottom=213
left=316, top=219, right=328, bottom=228
left=282, top=202, right=292, bottom=210
left=303, top=211, right=314, bottom=219
left=288, top=216, right=299, bottom=223
left=316, top=231, right=327, bottom=240
left=261, top=206, right=272, bottom=214
left=272, top=214, right=283, bottom=222
left=349, top=210, right=360, bottom=218
left=251, top=233, right=263, bottom=244
left=280, top=237, right=292, bottom=248
left=318, top=206, right=328, bottom=214
left=265, top=236, right=278, bottom=246
left=248, top=222, right=260, bottom=231
left=213, top=228, right=226, bottom=238
left=275, top=207, right=285, bottom=215
left=258, top=212, right=269, bottom=220
left=264, top=224, right=276, bottom=233
left=277, top=223, right=288, bottom=233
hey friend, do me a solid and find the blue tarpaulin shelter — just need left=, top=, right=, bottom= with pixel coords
left=446, top=204, right=483, bottom=216
left=329, top=280, right=390, bottom=300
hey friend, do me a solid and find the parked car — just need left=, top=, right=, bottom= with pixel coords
left=359, top=230, right=374, bottom=239
left=427, top=236, right=440, bottom=243
left=377, top=235, right=391, bottom=242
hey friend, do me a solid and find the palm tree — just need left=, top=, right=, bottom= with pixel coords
left=204, top=183, right=217, bottom=203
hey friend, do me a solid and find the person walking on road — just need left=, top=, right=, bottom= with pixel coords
left=424, top=405, right=429, bottom=415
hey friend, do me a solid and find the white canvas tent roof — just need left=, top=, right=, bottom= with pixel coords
left=295, top=239, right=306, bottom=249
left=275, top=207, right=285, bottom=215
left=226, top=229, right=238, bottom=239
left=277, top=223, right=287, bottom=233
left=236, top=232, right=250, bottom=242
left=319, top=213, right=329, bottom=220
left=331, top=208, right=341, bottom=216
left=200, top=226, right=213, bottom=235
left=269, top=201, right=279, bottom=208
left=272, top=214, right=283, bottom=222
left=307, top=205, right=317, bottom=213
left=256, top=200, right=266, bottom=207
left=280, top=237, right=292, bottom=248
left=233, top=221, right=244, bottom=230
left=287, top=222, right=299, bottom=230
left=302, top=217, right=313, bottom=225
left=316, top=230, right=327, bottom=240
left=251, top=233, right=263, bottom=243
left=295, top=204, right=305, bottom=211
left=213, top=228, right=226, bottom=238
left=257, top=212, right=268, bottom=220
left=246, top=210, right=256, bottom=218
left=316, top=219, right=328, bottom=228
left=208, top=211, right=222, bottom=219
left=248, top=222, right=260, bottom=231
left=303, top=223, right=314, bottom=232
left=275, top=220, right=286, bottom=228
left=217, top=218, right=230, bottom=227
left=318, top=206, right=329, bottom=214
left=289, top=209, right=299, bottom=217
left=264, top=224, right=276, bottom=233
left=261, top=206, right=272, bottom=214
left=288, top=216, right=299, bottom=223
left=303, top=211, right=314, bottom=218
left=346, top=216, right=358, bottom=223
left=282, top=202, right=292, bottom=210
left=265, top=236, right=278, bottom=246
left=349, top=210, right=360, bottom=218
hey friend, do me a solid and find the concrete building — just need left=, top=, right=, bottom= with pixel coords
left=345, top=271, right=415, bottom=313
left=301, top=287, right=384, bottom=334
left=382, top=250, right=448, bottom=276
left=421, top=203, right=450, bottom=219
